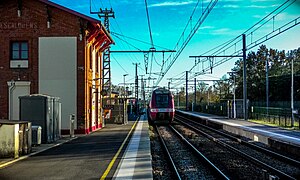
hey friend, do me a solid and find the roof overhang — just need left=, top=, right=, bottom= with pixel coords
left=39, top=0, right=114, bottom=50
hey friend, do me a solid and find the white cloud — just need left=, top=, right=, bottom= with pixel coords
left=275, top=12, right=299, bottom=21
left=148, top=1, right=196, bottom=8
left=253, top=14, right=264, bottom=19
left=250, top=0, right=276, bottom=2
left=246, top=5, right=268, bottom=8
left=223, top=4, right=239, bottom=8
left=199, top=25, right=215, bottom=30
left=213, top=28, right=230, bottom=33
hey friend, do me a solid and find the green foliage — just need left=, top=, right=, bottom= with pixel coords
left=232, top=45, right=300, bottom=101
left=174, top=46, right=300, bottom=104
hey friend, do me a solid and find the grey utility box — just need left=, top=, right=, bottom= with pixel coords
left=32, top=126, right=42, bottom=145
left=19, top=94, right=61, bottom=143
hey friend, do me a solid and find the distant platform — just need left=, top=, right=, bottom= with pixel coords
left=177, top=110, right=300, bottom=157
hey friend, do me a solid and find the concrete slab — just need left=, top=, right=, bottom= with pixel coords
left=114, top=115, right=153, bottom=180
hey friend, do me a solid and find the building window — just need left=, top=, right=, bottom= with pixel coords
left=10, top=41, right=29, bottom=68
left=11, top=41, right=29, bottom=60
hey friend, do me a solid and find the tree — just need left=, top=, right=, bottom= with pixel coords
left=231, top=45, right=300, bottom=102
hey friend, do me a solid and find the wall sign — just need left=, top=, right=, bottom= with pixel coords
left=0, top=22, right=38, bottom=29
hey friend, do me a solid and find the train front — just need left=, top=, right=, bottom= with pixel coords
left=149, top=88, right=175, bottom=123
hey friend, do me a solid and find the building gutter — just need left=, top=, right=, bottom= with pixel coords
left=7, top=80, right=16, bottom=120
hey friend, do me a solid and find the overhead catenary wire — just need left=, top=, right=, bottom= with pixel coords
left=144, top=0, right=154, bottom=49
left=110, top=31, right=172, bottom=50
left=111, top=55, right=129, bottom=74
left=112, top=33, right=142, bottom=52
left=168, top=0, right=298, bottom=89
left=155, top=0, right=218, bottom=86
left=103, top=3, right=142, bottom=65
left=110, top=32, right=141, bottom=64
left=188, top=0, right=299, bottom=81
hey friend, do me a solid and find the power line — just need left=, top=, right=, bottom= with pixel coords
left=155, top=0, right=218, bottom=86
left=111, top=55, right=129, bottom=74
left=189, top=0, right=299, bottom=78
left=112, top=34, right=142, bottom=51
left=144, top=0, right=154, bottom=48
left=108, top=4, right=142, bottom=65
left=110, top=27, right=140, bottom=64
left=110, top=31, right=172, bottom=50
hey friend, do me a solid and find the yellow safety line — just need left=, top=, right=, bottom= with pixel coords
left=0, top=156, right=28, bottom=169
left=0, top=138, right=76, bottom=169
left=100, top=118, right=139, bottom=180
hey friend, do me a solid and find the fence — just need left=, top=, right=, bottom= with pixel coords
left=182, top=100, right=300, bottom=129
left=249, top=106, right=299, bottom=129
left=189, top=102, right=228, bottom=116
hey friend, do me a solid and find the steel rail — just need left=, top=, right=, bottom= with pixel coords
left=168, top=125, right=230, bottom=180
left=174, top=115, right=296, bottom=180
left=176, top=113, right=300, bottom=167
left=154, top=125, right=181, bottom=180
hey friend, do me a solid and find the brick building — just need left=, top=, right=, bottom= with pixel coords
left=0, top=0, right=113, bottom=134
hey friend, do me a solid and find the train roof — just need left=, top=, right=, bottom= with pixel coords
left=153, top=88, right=171, bottom=94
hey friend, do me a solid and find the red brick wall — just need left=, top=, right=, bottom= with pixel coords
left=0, top=0, right=88, bottom=126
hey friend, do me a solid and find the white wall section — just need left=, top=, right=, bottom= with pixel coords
left=39, top=37, right=77, bottom=129
left=7, top=81, right=31, bottom=120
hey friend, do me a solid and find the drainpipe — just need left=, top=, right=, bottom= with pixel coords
left=8, top=80, right=16, bottom=120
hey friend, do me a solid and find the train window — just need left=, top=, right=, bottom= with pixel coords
left=155, top=94, right=169, bottom=108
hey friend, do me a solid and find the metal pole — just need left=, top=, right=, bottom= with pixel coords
left=194, top=78, right=196, bottom=109
left=123, top=74, right=128, bottom=97
left=123, top=74, right=128, bottom=124
left=233, top=75, right=236, bottom=119
left=266, top=54, right=269, bottom=117
left=177, top=90, right=180, bottom=109
left=242, top=34, right=247, bottom=120
left=208, top=88, right=210, bottom=106
left=134, top=63, right=139, bottom=114
left=186, top=71, right=188, bottom=111
left=291, top=56, right=294, bottom=127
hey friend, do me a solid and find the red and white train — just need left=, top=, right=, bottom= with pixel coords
left=147, top=87, right=175, bottom=124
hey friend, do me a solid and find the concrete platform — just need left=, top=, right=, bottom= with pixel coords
left=113, top=114, right=153, bottom=180
left=177, top=110, right=300, bottom=157
left=0, top=116, right=153, bottom=179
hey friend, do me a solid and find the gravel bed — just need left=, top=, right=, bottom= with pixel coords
left=174, top=124, right=266, bottom=179
left=182, top=120, right=300, bottom=179
left=149, top=125, right=173, bottom=180
left=157, top=126, right=217, bottom=179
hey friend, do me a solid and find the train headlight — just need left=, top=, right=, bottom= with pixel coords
left=150, top=109, right=158, bottom=112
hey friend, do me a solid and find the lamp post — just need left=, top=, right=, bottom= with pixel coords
left=228, top=71, right=237, bottom=119
left=291, top=57, right=294, bottom=127
left=290, top=56, right=299, bottom=127
left=123, top=74, right=128, bottom=97
left=123, top=74, right=128, bottom=124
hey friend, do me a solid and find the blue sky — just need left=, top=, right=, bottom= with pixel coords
left=51, top=0, right=300, bottom=90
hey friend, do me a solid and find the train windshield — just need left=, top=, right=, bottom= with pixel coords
left=155, top=94, right=169, bottom=108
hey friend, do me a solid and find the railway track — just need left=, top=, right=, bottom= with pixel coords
left=174, top=114, right=300, bottom=179
left=154, top=124, right=229, bottom=180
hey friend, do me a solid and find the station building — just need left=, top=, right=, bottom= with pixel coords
left=0, top=0, right=113, bottom=134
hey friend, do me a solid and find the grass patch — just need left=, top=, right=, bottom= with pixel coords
left=249, top=119, right=300, bottom=131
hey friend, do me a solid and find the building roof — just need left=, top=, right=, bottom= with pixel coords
left=38, top=0, right=113, bottom=45
left=39, top=0, right=100, bottom=24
